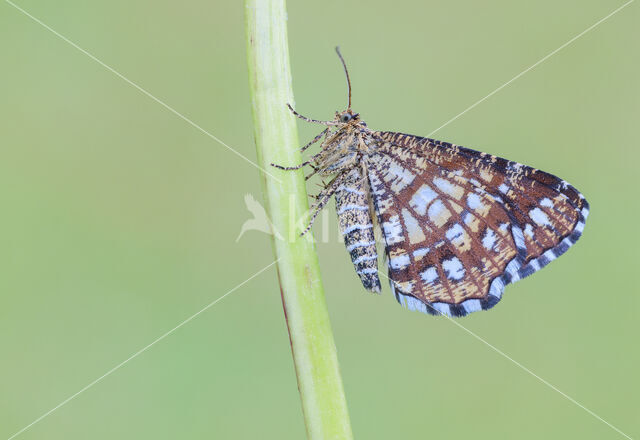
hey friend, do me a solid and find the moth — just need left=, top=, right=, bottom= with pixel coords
left=272, top=48, right=589, bottom=317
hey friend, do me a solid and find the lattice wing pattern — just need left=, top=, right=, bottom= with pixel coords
left=365, top=131, right=589, bottom=317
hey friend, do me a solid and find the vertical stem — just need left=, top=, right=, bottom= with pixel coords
left=245, top=1, right=354, bottom=439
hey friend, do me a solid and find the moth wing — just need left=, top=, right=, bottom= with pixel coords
left=365, top=131, right=588, bottom=317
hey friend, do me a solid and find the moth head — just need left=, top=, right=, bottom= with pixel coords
left=336, top=110, right=360, bottom=124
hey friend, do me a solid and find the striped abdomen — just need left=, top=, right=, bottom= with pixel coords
left=335, top=168, right=381, bottom=292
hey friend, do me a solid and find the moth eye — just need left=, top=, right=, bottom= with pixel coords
left=341, top=114, right=352, bottom=123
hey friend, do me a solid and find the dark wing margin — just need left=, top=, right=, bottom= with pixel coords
left=366, top=131, right=589, bottom=318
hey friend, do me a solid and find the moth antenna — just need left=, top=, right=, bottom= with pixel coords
left=335, top=46, right=352, bottom=110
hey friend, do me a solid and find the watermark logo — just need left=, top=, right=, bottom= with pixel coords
left=236, top=194, right=283, bottom=242
left=236, top=193, right=385, bottom=245
left=236, top=193, right=338, bottom=243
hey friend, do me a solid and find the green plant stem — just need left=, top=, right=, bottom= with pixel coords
left=245, top=1, right=353, bottom=439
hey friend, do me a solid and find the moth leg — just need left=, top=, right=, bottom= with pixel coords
left=271, top=151, right=323, bottom=171
left=307, top=180, right=327, bottom=200
left=301, top=192, right=333, bottom=236
left=304, top=164, right=320, bottom=181
left=305, top=165, right=320, bottom=181
left=270, top=161, right=310, bottom=171
left=300, top=128, right=330, bottom=153
left=287, top=103, right=338, bottom=126
left=300, top=173, right=348, bottom=236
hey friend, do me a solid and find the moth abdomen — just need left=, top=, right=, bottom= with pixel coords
left=335, top=168, right=381, bottom=292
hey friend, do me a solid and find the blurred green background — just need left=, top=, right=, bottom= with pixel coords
left=1, top=0, right=638, bottom=439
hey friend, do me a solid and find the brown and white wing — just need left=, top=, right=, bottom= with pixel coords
left=365, top=131, right=589, bottom=317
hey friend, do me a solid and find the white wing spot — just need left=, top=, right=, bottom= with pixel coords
left=390, top=253, right=411, bottom=270
left=529, top=207, right=550, bottom=226
left=409, top=184, right=438, bottom=216
left=482, top=229, right=497, bottom=251
left=382, top=215, right=404, bottom=245
left=433, top=177, right=464, bottom=199
left=466, top=193, right=484, bottom=210
left=540, top=197, right=553, bottom=208
left=420, top=267, right=438, bottom=283
left=402, top=208, right=426, bottom=244
left=524, top=223, right=534, bottom=238
left=387, top=161, right=415, bottom=193
left=445, top=223, right=464, bottom=241
left=512, top=225, right=526, bottom=250
left=442, top=257, right=465, bottom=281
left=427, top=200, right=451, bottom=227
left=413, top=247, right=430, bottom=260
